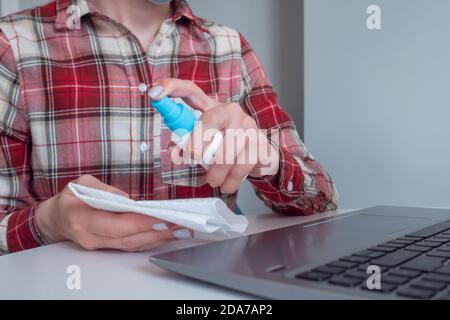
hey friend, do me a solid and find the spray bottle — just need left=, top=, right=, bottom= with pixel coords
left=150, top=96, right=223, bottom=167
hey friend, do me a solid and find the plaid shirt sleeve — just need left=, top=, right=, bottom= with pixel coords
left=0, top=31, right=44, bottom=253
left=239, top=34, right=339, bottom=215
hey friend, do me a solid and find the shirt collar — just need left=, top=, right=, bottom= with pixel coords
left=55, top=0, right=90, bottom=30
left=171, top=0, right=205, bottom=25
left=55, top=0, right=208, bottom=32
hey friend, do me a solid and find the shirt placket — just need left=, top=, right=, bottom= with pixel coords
left=146, top=20, right=177, bottom=186
left=92, top=12, right=154, bottom=199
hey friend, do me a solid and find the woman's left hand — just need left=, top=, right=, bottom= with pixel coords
left=149, top=78, right=280, bottom=194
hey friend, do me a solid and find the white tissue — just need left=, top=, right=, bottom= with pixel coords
left=68, top=183, right=248, bottom=238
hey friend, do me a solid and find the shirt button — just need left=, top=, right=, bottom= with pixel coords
left=138, top=83, right=148, bottom=94
left=140, top=143, right=149, bottom=153
left=287, top=181, right=294, bottom=192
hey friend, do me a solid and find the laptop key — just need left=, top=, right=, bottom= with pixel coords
left=426, top=237, right=449, bottom=244
left=426, top=250, right=450, bottom=259
left=414, top=241, right=441, bottom=248
left=382, top=242, right=406, bottom=249
left=344, top=270, right=370, bottom=279
left=369, top=246, right=397, bottom=253
left=329, top=276, right=362, bottom=287
left=383, top=275, right=410, bottom=285
left=313, top=266, right=345, bottom=275
left=389, top=269, right=421, bottom=279
left=433, top=234, right=450, bottom=240
left=371, top=250, right=420, bottom=268
left=438, top=294, right=450, bottom=300
left=422, top=273, right=450, bottom=283
left=357, top=263, right=388, bottom=273
left=397, top=287, right=435, bottom=299
left=404, top=245, right=432, bottom=253
left=402, top=236, right=423, bottom=241
left=389, top=239, right=417, bottom=245
left=327, top=260, right=358, bottom=269
left=340, top=256, right=370, bottom=264
left=406, top=222, right=450, bottom=239
left=435, top=265, right=450, bottom=275
left=401, top=256, right=445, bottom=272
left=377, top=283, right=398, bottom=293
left=295, top=271, right=331, bottom=282
left=361, top=283, right=397, bottom=294
left=411, top=280, right=446, bottom=291
left=353, top=250, right=385, bottom=259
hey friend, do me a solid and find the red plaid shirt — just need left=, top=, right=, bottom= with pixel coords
left=0, top=0, right=338, bottom=253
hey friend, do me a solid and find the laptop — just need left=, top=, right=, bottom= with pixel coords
left=149, top=206, right=450, bottom=300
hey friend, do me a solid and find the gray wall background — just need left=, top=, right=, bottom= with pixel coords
left=1, top=0, right=303, bottom=214
left=305, top=0, right=450, bottom=208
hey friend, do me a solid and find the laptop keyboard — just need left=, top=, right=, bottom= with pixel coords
left=294, top=220, right=450, bottom=299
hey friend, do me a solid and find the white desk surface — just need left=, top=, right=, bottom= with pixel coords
left=0, top=209, right=353, bottom=300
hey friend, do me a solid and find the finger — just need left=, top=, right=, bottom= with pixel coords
left=184, top=103, right=252, bottom=163
left=219, top=128, right=248, bottom=165
left=73, top=232, right=110, bottom=251
left=206, top=163, right=233, bottom=189
left=86, top=211, right=177, bottom=238
left=189, top=118, right=247, bottom=166
left=66, top=174, right=129, bottom=198
left=202, top=131, right=223, bottom=166
left=185, top=124, right=222, bottom=163
left=107, top=230, right=173, bottom=252
left=220, top=149, right=255, bottom=194
left=172, top=102, right=254, bottom=165
left=169, top=144, right=196, bottom=166
left=250, top=132, right=281, bottom=177
left=205, top=129, right=246, bottom=187
left=76, top=231, right=168, bottom=252
left=186, top=109, right=234, bottom=162
left=149, top=78, right=219, bottom=112
left=170, top=144, right=183, bottom=159
left=105, top=228, right=192, bottom=252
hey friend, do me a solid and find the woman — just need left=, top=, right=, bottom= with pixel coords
left=0, top=0, right=338, bottom=253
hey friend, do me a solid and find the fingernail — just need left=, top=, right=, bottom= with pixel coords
left=173, top=228, right=193, bottom=240
left=149, top=86, right=164, bottom=100
left=152, top=223, right=169, bottom=231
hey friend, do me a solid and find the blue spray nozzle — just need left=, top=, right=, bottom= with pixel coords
left=150, top=96, right=197, bottom=137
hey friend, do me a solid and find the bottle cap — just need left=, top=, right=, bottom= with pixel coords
left=151, top=96, right=197, bottom=137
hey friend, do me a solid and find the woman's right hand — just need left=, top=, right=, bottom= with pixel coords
left=35, top=175, right=192, bottom=251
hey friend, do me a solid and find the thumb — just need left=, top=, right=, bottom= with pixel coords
left=149, top=78, right=219, bottom=112
left=66, top=175, right=130, bottom=198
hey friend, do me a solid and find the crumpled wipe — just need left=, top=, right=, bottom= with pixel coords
left=68, top=183, right=248, bottom=238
